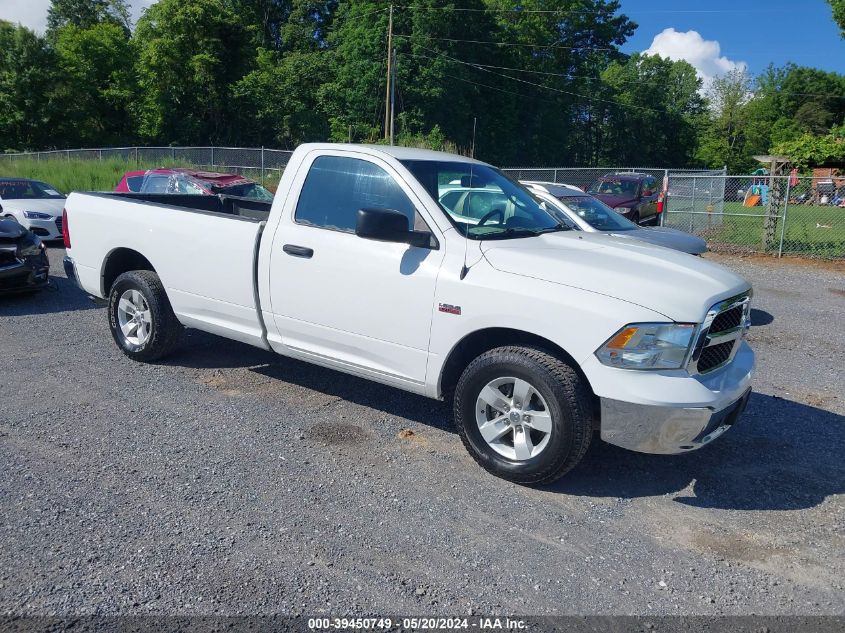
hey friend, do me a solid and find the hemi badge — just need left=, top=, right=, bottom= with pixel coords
left=439, top=303, right=461, bottom=315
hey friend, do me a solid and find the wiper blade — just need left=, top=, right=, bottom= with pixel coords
left=532, top=225, right=571, bottom=234
left=472, top=224, right=570, bottom=240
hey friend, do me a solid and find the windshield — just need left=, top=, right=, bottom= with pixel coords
left=215, top=182, right=274, bottom=201
left=0, top=179, right=65, bottom=200
left=400, top=160, right=565, bottom=240
left=558, top=195, right=638, bottom=231
left=588, top=178, right=639, bottom=196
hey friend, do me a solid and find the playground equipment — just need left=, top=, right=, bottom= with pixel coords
left=743, top=168, right=769, bottom=207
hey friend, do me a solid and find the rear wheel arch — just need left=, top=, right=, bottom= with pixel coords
left=101, top=247, right=156, bottom=297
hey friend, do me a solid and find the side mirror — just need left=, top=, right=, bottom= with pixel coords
left=355, top=208, right=435, bottom=249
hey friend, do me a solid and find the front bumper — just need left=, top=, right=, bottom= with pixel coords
left=589, top=341, right=755, bottom=454
left=23, top=217, right=63, bottom=240
left=600, top=387, right=751, bottom=453
left=0, top=255, right=49, bottom=294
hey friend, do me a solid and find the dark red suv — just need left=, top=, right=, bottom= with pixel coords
left=587, top=173, right=660, bottom=225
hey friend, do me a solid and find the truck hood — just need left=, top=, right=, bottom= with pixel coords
left=480, top=232, right=750, bottom=322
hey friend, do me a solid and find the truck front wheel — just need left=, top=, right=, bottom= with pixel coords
left=108, top=270, right=181, bottom=362
left=454, top=346, right=593, bottom=485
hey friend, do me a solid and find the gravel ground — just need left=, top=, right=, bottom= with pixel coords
left=0, top=247, right=843, bottom=617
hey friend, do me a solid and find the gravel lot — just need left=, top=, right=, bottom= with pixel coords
left=1, top=247, right=843, bottom=617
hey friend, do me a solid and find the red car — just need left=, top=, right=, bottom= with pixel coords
left=115, top=168, right=274, bottom=201
left=586, top=173, right=660, bottom=225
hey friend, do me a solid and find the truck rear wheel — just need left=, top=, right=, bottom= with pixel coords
left=108, top=270, right=181, bottom=362
left=454, top=346, right=592, bottom=486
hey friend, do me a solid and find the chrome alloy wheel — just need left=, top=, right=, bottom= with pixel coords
left=475, top=377, right=552, bottom=461
left=117, top=289, right=152, bottom=346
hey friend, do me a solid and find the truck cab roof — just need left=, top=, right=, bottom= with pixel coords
left=296, top=143, right=487, bottom=165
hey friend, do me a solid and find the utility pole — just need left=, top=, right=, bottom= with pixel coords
left=384, top=4, right=393, bottom=143
left=471, top=117, right=477, bottom=158
left=389, top=48, right=397, bottom=146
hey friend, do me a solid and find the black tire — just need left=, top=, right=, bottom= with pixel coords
left=453, top=346, right=593, bottom=486
left=630, top=210, right=640, bottom=225
left=108, top=270, right=181, bottom=361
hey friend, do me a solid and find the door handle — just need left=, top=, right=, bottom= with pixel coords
left=283, top=244, right=314, bottom=258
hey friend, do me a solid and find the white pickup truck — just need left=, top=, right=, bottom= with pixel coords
left=63, top=144, right=754, bottom=485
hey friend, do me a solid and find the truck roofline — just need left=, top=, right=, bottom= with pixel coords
left=294, top=143, right=489, bottom=166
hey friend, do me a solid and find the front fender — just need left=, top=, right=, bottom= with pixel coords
left=426, top=257, right=665, bottom=397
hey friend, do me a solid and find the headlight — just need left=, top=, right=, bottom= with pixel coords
left=615, top=207, right=631, bottom=214
left=17, top=234, right=44, bottom=257
left=596, top=323, right=696, bottom=370
left=23, top=211, right=53, bottom=220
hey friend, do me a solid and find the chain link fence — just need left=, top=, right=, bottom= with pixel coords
left=3, top=147, right=844, bottom=257
left=1, top=146, right=295, bottom=185
left=662, top=175, right=845, bottom=258
left=502, top=166, right=670, bottom=190
left=501, top=166, right=726, bottom=191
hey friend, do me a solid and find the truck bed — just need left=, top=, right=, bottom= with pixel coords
left=65, top=191, right=271, bottom=349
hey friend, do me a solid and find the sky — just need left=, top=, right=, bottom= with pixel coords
left=0, top=0, right=154, bottom=32
left=1, top=0, right=844, bottom=84
left=621, top=0, right=845, bottom=84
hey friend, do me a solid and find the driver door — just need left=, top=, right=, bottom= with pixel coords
left=267, top=151, right=445, bottom=387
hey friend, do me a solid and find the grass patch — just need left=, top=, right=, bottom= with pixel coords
left=0, top=158, right=281, bottom=193
left=665, top=200, right=845, bottom=257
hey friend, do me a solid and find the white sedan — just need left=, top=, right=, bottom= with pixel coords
left=523, top=181, right=707, bottom=255
left=0, top=178, right=66, bottom=241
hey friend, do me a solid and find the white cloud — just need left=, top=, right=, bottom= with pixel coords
left=643, top=28, right=747, bottom=89
left=0, top=0, right=157, bottom=33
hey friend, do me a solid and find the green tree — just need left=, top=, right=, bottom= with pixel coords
left=599, top=53, right=703, bottom=166
left=771, top=124, right=845, bottom=168
left=321, top=0, right=639, bottom=163
left=318, top=1, right=392, bottom=142
left=228, top=0, right=340, bottom=146
left=696, top=68, right=755, bottom=172
left=232, top=48, right=329, bottom=147
left=52, top=22, right=136, bottom=146
left=478, top=0, right=635, bottom=164
left=47, top=0, right=130, bottom=34
left=132, top=0, right=254, bottom=143
left=828, top=0, right=845, bottom=37
left=0, top=21, right=56, bottom=151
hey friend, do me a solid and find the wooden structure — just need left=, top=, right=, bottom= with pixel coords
left=752, top=155, right=790, bottom=251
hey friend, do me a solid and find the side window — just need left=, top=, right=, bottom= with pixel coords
left=173, top=175, right=204, bottom=194
left=125, top=176, right=144, bottom=192
left=142, top=175, right=170, bottom=193
left=295, top=155, right=419, bottom=232
left=643, top=178, right=656, bottom=196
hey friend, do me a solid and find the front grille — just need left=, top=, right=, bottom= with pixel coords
left=697, top=341, right=734, bottom=373
left=710, top=305, right=743, bottom=334
left=55, top=216, right=63, bottom=234
left=690, top=293, right=750, bottom=374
